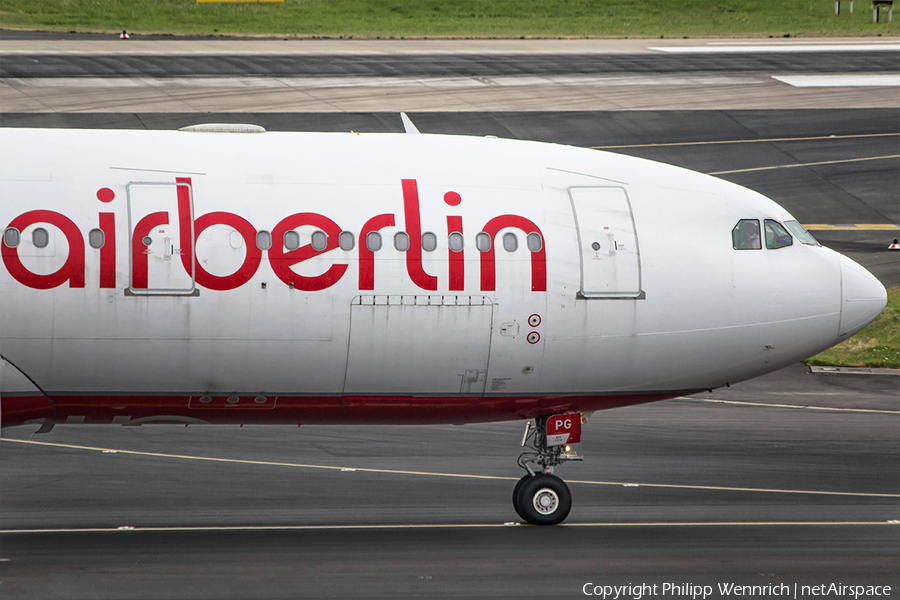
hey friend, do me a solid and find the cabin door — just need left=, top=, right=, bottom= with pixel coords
left=343, top=295, right=493, bottom=396
left=126, top=181, right=196, bottom=295
left=568, top=186, right=643, bottom=299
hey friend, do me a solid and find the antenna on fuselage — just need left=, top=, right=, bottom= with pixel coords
left=400, top=113, right=420, bottom=135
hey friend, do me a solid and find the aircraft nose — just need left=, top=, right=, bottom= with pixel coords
left=837, top=253, right=887, bottom=342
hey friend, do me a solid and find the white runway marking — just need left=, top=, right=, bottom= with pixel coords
left=651, top=44, right=900, bottom=53
left=773, top=74, right=900, bottom=87
left=1, top=521, right=896, bottom=534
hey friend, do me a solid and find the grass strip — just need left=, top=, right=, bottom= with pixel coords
left=806, top=287, right=900, bottom=369
left=1, top=0, right=898, bottom=39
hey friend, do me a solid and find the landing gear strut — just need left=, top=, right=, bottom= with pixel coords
left=514, top=414, right=583, bottom=525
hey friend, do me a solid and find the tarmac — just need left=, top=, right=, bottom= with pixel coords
left=2, top=365, right=897, bottom=598
left=1, top=36, right=898, bottom=112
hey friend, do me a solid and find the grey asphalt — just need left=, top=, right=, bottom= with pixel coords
left=2, top=365, right=898, bottom=598
left=3, top=50, right=898, bottom=78
left=4, top=38, right=899, bottom=112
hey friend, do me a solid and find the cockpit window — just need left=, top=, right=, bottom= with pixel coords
left=732, top=219, right=761, bottom=250
left=783, top=220, right=819, bottom=246
left=765, top=219, right=793, bottom=249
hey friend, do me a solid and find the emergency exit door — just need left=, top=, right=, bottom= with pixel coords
left=569, top=186, right=643, bottom=299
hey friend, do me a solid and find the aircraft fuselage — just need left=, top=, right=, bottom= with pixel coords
left=0, top=128, right=886, bottom=429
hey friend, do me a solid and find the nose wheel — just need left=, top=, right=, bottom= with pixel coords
left=514, top=473, right=572, bottom=525
left=512, top=474, right=531, bottom=520
left=513, top=414, right=583, bottom=525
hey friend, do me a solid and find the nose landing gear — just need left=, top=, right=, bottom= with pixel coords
left=514, top=414, right=583, bottom=525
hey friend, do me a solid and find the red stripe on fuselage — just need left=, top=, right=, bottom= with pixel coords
left=1, top=392, right=683, bottom=428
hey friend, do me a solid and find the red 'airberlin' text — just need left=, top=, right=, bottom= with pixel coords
left=2, top=178, right=546, bottom=293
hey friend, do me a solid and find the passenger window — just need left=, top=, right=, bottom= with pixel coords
left=448, top=232, right=464, bottom=253
left=394, top=232, right=410, bottom=252
left=311, top=230, right=327, bottom=251
left=422, top=232, right=437, bottom=252
left=732, top=219, right=761, bottom=250
left=33, top=227, right=49, bottom=249
left=527, top=232, right=542, bottom=252
left=783, top=220, right=819, bottom=246
left=503, top=232, right=518, bottom=252
left=284, top=230, right=300, bottom=251
left=4, top=228, right=20, bottom=248
left=256, top=230, right=272, bottom=250
left=89, top=229, right=105, bottom=249
left=366, top=231, right=382, bottom=252
left=475, top=232, right=491, bottom=252
left=339, top=231, right=355, bottom=251
left=765, top=220, right=793, bottom=249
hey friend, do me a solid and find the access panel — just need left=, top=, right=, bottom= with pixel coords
left=343, top=295, right=492, bottom=396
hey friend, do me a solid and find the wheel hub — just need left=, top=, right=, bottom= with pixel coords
left=532, top=488, right=559, bottom=515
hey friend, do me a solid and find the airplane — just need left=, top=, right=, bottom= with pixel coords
left=0, top=118, right=887, bottom=525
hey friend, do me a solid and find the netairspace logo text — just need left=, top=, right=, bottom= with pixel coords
left=582, top=582, right=892, bottom=599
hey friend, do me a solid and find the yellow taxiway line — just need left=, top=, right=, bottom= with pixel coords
left=4, top=437, right=897, bottom=499
left=802, top=223, right=900, bottom=230
left=707, top=154, right=900, bottom=175
left=680, top=397, right=900, bottom=415
left=589, top=132, right=900, bottom=150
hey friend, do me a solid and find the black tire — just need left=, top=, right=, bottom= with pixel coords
left=517, top=474, right=572, bottom=525
left=512, top=474, right=532, bottom=520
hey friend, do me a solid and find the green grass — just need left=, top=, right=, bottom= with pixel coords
left=806, top=287, right=900, bottom=369
left=1, top=0, right=898, bottom=39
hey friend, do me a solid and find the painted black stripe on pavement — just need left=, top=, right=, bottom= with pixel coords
left=2, top=52, right=898, bottom=78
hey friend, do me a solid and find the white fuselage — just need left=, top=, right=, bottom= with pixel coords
left=0, top=128, right=886, bottom=427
